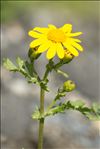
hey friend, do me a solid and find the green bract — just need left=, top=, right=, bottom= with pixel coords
left=62, top=50, right=74, bottom=63
left=28, top=47, right=41, bottom=61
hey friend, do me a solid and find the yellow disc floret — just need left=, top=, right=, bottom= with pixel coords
left=47, top=29, right=66, bottom=43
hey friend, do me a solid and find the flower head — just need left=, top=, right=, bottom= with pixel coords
left=28, top=24, right=83, bottom=59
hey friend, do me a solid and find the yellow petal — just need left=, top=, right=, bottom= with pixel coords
left=71, top=41, right=83, bottom=51
left=33, top=27, right=49, bottom=34
left=63, top=42, right=79, bottom=56
left=46, top=44, right=56, bottom=59
left=30, top=38, right=45, bottom=48
left=67, top=32, right=82, bottom=37
left=70, top=38, right=81, bottom=43
left=48, top=24, right=56, bottom=29
left=64, top=38, right=72, bottom=44
left=60, top=24, right=72, bottom=33
left=28, top=30, right=42, bottom=38
left=56, top=43, right=64, bottom=59
left=37, top=41, right=52, bottom=53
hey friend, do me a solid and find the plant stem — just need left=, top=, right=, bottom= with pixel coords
left=38, top=87, right=45, bottom=149
left=43, top=67, right=50, bottom=81
left=54, top=61, right=63, bottom=69
left=38, top=61, right=51, bottom=149
left=47, top=99, right=57, bottom=111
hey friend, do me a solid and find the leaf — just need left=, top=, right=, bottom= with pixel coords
left=83, top=111, right=100, bottom=121
left=3, top=58, right=18, bottom=71
left=70, top=100, right=85, bottom=108
left=16, top=57, right=28, bottom=76
left=58, top=92, right=66, bottom=97
left=25, top=61, right=33, bottom=76
left=32, top=109, right=40, bottom=120
left=44, top=100, right=100, bottom=121
left=56, top=69, right=69, bottom=78
left=27, top=77, right=38, bottom=84
left=16, top=57, right=35, bottom=81
left=3, top=57, right=41, bottom=85
left=92, top=103, right=100, bottom=113
left=16, top=57, right=25, bottom=69
left=31, top=100, right=100, bottom=121
left=40, top=80, right=50, bottom=92
left=32, top=106, right=44, bottom=120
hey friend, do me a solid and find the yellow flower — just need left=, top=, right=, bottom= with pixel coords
left=28, top=24, right=83, bottom=59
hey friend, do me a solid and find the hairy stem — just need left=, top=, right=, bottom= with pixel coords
left=47, top=99, right=57, bottom=111
left=38, top=61, right=52, bottom=149
left=38, top=88, right=45, bottom=149
left=33, top=61, right=41, bottom=81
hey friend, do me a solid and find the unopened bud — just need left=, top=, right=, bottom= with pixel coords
left=28, top=47, right=41, bottom=61
left=63, top=80, right=76, bottom=92
left=63, top=50, right=74, bottom=63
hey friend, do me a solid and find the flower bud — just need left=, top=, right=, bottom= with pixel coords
left=28, top=47, right=41, bottom=61
left=62, top=50, right=74, bottom=63
left=63, top=80, right=76, bottom=92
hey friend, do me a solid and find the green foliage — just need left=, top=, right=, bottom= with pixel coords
left=52, top=80, right=76, bottom=103
left=3, top=57, right=38, bottom=84
left=40, top=80, right=49, bottom=92
left=3, top=56, right=100, bottom=122
left=70, top=100, right=85, bottom=108
left=32, top=100, right=100, bottom=121
left=16, top=57, right=25, bottom=69
left=3, top=58, right=18, bottom=71
left=56, top=69, right=69, bottom=78
left=3, top=57, right=50, bottom=91
left=83, top=103, right=100, bottom=120
left=25, top=61, right=34, bottom=77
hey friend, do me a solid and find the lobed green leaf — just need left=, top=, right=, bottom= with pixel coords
left=3, top=58, right=18, bottom=71
left=3, top=57, right=40, bottom=85
left=32, top=100, right=100, bottom=121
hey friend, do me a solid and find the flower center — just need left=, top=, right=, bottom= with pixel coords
left=47, top=29, right=66, bottom=43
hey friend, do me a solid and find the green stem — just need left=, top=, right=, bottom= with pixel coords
left=33, top=61, right=41, bottom=81
left=38, top=60, right=53, bottom=149
left=38, top=87, right=45, bottom=149
left=43, top=65, right=50, bottom=81
left=47, top=99, right=57, bottom=110
left=43, top=69, right=49, bottom=80
left=54, top=61, right=63, bottom=69
left=47, top=94, right=59, bottom=110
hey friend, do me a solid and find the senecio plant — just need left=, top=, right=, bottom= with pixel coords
left=3, top=24, right=100, bottom=149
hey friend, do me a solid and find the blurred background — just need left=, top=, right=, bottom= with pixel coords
left=1, top=1, right=100, bottom=149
